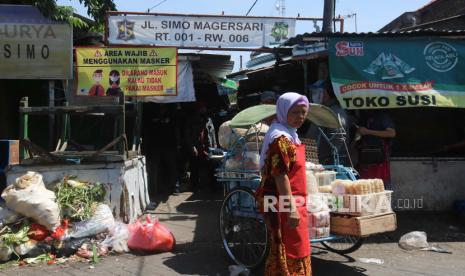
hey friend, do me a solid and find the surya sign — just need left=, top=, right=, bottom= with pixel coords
left=0, top=22, right=72, bottom=79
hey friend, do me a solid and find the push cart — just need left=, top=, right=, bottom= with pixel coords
left=216, top=104, right=364, bottom=269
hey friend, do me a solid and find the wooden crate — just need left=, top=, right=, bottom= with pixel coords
left=330, top=212, right=397, bottom=237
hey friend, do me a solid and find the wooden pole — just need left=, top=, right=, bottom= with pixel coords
left=48, top=80, right=55, bottom=150
left=19, top=97, right=29, bottom=161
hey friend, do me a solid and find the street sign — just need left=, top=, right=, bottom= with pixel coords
left=107, top=13, right=295, bottom=48
left=75, top=47, right=177, bottom=97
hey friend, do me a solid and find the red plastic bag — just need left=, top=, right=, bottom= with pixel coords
left=28, top=223, right=51, bottom=241
left=127, top=215, right=175, bottom=252
left=51, top=219, right=69, bottom=240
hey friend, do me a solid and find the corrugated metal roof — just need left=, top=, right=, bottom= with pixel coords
left=283, top=29, right=465, bottom=45
left=417, top=0, right=441, bottom=12
left=0, top=4, right=58, bottom=24
left=185, top=53, right=234, bottom=79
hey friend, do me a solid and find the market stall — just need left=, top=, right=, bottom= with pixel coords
left=230, top=30, right=465, bottom=211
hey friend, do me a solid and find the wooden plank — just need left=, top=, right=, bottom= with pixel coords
left=20, top=105, right=124, bottom=115
left=357, top=213, right=397, bottom=236
left=330, top=212, right=397, bottom=237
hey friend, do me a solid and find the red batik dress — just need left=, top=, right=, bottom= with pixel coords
left=257, top=135, right=311, bottom=276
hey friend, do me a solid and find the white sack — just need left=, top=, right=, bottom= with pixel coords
left=1, top=171, right=60, bottom=231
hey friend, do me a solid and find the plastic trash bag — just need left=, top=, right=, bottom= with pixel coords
left=65, top=204, right=115, bottom=240
left=2, top=171, right=60, bottom=231
left=0, top=243, right=13, bottom=261
left=229, top=265, right=250, bottom=276
left=0, top=203, right=22, bottom=226
left=53, top=237, right=90, bottom=257
left=399, top=231, right=429, bottom=250
left=358, top=258, right=384, bottom=264
left=218, top=121, right=247, bottom=149
left=23, top=242, right=51, bottom=258
left=14, top=240, right=38, bottom=256
left=127, top=215, right=175, bottom=252
left=28, top=223, right=51, bottom=241
left=76, top=242, right=108, bottom=259
left=243, top=152, right=260, bottom=170
left=101, top=222, right=129, bottom=253
left=420, top=246, right=452, bottom=254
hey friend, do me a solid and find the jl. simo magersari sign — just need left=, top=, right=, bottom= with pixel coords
left=107, top=12, right=295, bottom=48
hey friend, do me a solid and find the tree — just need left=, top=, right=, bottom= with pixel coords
left=4, top=0, right=116, bottom=29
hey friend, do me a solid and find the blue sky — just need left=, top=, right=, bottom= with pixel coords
left=58, top=0, right=430, bottom=71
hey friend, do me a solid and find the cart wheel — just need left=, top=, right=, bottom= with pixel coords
left=321, top=236, right=364, bottom=254
left=219, top=187, right=268, bottom=269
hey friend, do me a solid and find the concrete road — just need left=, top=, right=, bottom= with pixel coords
left=2, top=191, right=465, bottom=276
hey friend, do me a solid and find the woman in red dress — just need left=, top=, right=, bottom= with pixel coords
left=257, top=92, right=311, bottom=275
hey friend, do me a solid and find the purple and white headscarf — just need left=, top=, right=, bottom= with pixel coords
left=259, top=92, right=309, bottom=169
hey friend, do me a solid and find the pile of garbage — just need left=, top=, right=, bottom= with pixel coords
left=0, top=171, right=175, bottom=268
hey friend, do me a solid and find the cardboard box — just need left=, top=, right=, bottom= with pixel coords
left=339, top=191, right=393, bottom=216
left=0, top=140, right=19, bottom=170
left=330, top=212, right=397, bottom=237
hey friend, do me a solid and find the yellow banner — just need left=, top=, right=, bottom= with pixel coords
left=75, top=47, right=177, bottom=97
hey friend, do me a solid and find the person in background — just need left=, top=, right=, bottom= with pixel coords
left=260, top=90, right=278, bottom=105
left=151, top=104, right=180, bottom=195
left=356, top=110, right=396, bottom=190
left=188, top=103, right=217, bottom=192
left=306, top=80, right=352, bottom=165
left=260, top=91, right=278, bottom=126
left=257, top=92, right=311, bottom=276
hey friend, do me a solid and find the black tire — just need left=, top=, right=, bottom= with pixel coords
left=321, top=236, right=364, bottom=254
left=219, top=186, right=268, bottom=269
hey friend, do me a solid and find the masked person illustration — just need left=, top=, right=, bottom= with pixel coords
left=88, top=69, right=105, bottom=96
left=106, top=70, right=124, bottom=104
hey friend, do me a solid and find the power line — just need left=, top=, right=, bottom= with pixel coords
left=246, top=0, right=259, bottom=16
left=147, top=0, right=168, bottom=12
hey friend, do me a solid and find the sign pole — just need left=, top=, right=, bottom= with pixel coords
left=48, top=80, right=55, bottom=150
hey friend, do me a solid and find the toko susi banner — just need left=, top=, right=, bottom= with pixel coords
left=329, top=37, right=465, bottom=109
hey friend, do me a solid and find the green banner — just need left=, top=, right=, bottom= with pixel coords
left=329, top=37, right=465, bottom=109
